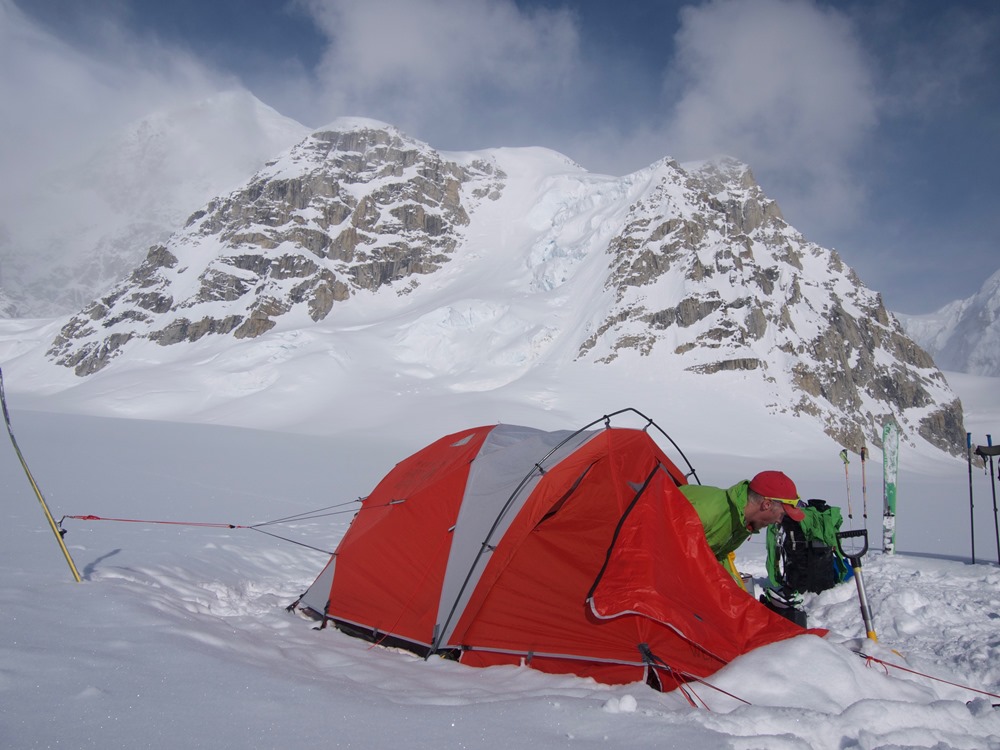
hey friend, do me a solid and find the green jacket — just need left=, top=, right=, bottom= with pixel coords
left=679, top=481, right=753, bottom=577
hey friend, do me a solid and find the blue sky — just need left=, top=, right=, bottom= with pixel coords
left=4, top=0, right=998, bottom=313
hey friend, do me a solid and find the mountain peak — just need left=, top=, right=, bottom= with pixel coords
left=318, top=116, right=401, bottom=133
left=40, top=121, right=964, bottom=456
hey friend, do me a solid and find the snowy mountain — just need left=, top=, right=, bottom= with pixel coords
left=897, top=267, right=1000, bottom=377
left=38, top=119, right=963, bottom=457
left=0, top=90, right=311, bottom=317
left=2, top=118, right=999, bottom=750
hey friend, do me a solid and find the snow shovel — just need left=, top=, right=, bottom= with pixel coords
left=836, top=529, right=877, bottom=642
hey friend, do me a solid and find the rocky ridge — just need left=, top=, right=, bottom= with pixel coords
left=577, top=157, right=962, bottom=454
left=48, top=122, right=505, bottom=374
left=44, top=122, right=964, bottom=456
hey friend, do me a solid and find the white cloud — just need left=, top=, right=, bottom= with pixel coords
left=0, top=0, right=238, bottom=304
left=297, top=0, right=582, bottom=142
left=521, top=0, right=882, bottom=243
left=0, top=0, right=227, bottom=187
left=661, top=0, right=878, bottom=232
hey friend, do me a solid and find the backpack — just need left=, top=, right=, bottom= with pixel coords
left=766, top=499, right=851, bottom=595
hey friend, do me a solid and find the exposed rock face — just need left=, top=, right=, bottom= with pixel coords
left=44, top=126, right=964, bottom=456
left=577, top=158, right=964, bottom=454
left=47, top=122, right=505, bottom=374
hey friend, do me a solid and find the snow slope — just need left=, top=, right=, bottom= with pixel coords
left=1, top=397, right=998, bottom=749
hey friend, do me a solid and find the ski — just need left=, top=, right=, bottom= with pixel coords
left=882, top=421, right=899, bottom=554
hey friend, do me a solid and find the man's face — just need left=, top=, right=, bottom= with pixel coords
left=747, top=497, right=789, bottom=531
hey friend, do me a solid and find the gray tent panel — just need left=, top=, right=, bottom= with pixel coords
left=299, top=556, right=337, bottom=616
left=433, top=424, right=600, bottom=649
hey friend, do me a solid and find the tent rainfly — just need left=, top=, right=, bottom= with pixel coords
left=294, top=413, right=819, bottom=690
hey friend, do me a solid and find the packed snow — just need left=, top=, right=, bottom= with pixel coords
left=1, top=313, right=999, bottom=748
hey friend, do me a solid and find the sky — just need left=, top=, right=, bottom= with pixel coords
left=3, top=0, right=999, bottom=314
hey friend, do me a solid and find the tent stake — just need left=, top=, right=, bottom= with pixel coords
left=0, top=368, right=82, bottom=583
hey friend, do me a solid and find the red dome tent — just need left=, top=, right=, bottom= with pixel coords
left=295, top=411, right=814, bottom=690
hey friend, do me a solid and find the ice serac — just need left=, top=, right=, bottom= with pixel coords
left=45, top=122, right=964, bottom=456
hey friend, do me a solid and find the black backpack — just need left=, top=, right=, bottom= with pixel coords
left=766, top=499, right=850, bottom=595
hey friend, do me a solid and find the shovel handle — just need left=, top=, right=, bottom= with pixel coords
left=836, top=528, right=869, bottom=559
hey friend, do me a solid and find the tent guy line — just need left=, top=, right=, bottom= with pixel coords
left=856, top=653, right=1000, bottom=704
left=58, top=512, right=347, bottom=557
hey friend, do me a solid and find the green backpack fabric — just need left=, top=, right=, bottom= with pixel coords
left=766, top=499, right=852, bottom=594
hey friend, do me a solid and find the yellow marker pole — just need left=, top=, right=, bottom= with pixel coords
left=0, top=368, right=82, bottom=582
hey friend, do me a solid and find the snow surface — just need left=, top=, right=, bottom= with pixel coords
left=1, top=315, right=999, bottom=747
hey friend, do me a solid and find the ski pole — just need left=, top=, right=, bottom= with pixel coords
left=973, top=436, right=1000, bottom=566
left=0, top=368, right=82, bottom=583
left=839, top=449, right=853, bottom=520
left=992, top=435, right=999, bottom=567
left=837, top=529, right=876, bottom=641
left=860, top=445, right=868, bottom=520
left=967, top=433, right=976, bottom=565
